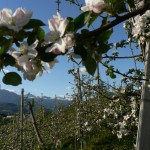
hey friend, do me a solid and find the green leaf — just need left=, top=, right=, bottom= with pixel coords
left=15, top=30, right=30, bottom=42
left=23, top=19, right=45, bottom=29
left=2, top=54, right=16, bottom=66
left=0, top=46, right=5, bottom=55
left=36, top=28, right=45, bottom=40
left=109, top=72, right=116, bottom=79
left=101, top=16, right=108, bottom=26
left=0, top=26, right=14, bottom=36
left=67, top=12, right=89, bottom=32
left=115, top=0, right=127, bottom=14
left=127, top=0, right=135, bottom=8
left=97, top=29, right=113, bottom=42
left=0, top=38, right=13, bottom=55
left=97, top=43, right=110, bottom=54
left=27, top=27, right=45, bottom=45
left=85, top=12, right=99, bottom=27
left=74, top=45, right=87, bottom=61
left=84, top=55, right=97, bottom=76
left=2, top=72, right=22, bottom=86
left=66, top=17, right=75, bottom=33
left=73, top=12, right=89, bottom=31
left=38, top=49, right=57, bottom=62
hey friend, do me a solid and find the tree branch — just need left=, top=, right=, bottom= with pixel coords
left=102, top=54, right=143, bottom=59
left=76, top=3, right=150, bottom=40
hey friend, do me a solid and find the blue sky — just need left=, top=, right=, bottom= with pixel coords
left=0, top=0, right=143, bottom=97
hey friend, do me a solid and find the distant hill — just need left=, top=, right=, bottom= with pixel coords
left=0, top=89, right=20, bottom=104
left=0, top=102, right=19, bottom=114
left=0, top=89, right=71, bottom=114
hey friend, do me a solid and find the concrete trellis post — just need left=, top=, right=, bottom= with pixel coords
left=76, top=68, right=84, bottom=150
left=134, top=0, right=150, bottom=149
left=136, top=40, right=150, bottom=150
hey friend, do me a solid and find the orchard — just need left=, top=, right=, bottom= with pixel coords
left=0, top=0, right=150, bottom=150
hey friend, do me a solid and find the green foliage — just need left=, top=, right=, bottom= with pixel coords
left=2, top=72, right=22, bottom=86
left=2, top=54, right=16, bottom=66
left=0, top=26, right=14, bottom=36
left=67, top=12, right=89, bottom=32
left=67, top=11, right=98, bottom=33
left=23, top=19, right=45, bottom=29
left=0, top=37, right=12, bottom=55
left=127, top=0, right=135, bottom=8
left=27, top=27, right=45, bottom=45
left=84, top=54, right=97, bottom=76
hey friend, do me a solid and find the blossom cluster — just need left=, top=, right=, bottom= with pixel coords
left=81, top=0, right=106, bottom=14
left=132, top=10, right=150, bottom=42
left=102, top=96, right=138, bottom=139
left=0, top=8, right=32, bottom=32
left=0, top=8, right=74, bottom=81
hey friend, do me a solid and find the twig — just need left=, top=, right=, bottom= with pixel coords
left=102, top=54, right=143, bottom=59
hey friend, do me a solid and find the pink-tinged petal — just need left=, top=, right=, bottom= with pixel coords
left=81, top=6, right=91, bottom=12
left=11, top=51, right=21, bottom=59
left=47, top=12, right=69, bottom=37
left=18, top=55, right=29, bottom=65
left=81, top=0, right=106, bottom=13
left=54, top=39, right=66, bottom=53
left=13, top=8, right=32, bottom=29
left=0, top=8, right=12, bottom=24
left=28, top=40, right=38, bottom=50
left=28, top=50, right=37, bottom=58
left=48, top=19, right=58, bottom=31
left=63, top=34, right=74, bottom=49
left=58, top=19, right=69, bottom=37
left=45, top=39, right=66, bottom=54
left=44, top=31, right=60, bottom=43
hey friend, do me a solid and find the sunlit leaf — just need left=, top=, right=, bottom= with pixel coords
left=27, top=27, right=45, bottom=45
left=109, top=72, right=116, bottom=79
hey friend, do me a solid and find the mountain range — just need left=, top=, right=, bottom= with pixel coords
left=0, top=89, right=71, bottom=114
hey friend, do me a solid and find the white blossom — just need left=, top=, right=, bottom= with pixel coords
left=11, top=41, right=40, bottom=80
left=45, top=13, right=74, bottom=54
left=0, top=8, right=32, bottom=31
left=132, top=10, right=150, bottom=39
left=81, top=0, right=106, bottom=14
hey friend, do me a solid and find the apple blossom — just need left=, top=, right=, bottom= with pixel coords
left=81, top=0, right=106, bottom=14
left=0, top=7, right=32, bottom=32
left=132, top=10, right=150, bottom=40
left=44, top=12, right=69, bottom=44
left=45, top=13, right=74, bottom=54
left=22, top=59, right=40, bottom=81
left=11, top=40, right=40, bottom=80
left=12, top=40, right=38, bottom=62
left=12, top=8, right=32, bottom=31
